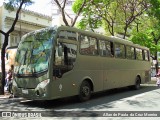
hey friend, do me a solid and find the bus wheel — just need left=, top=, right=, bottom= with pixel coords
left=134, top=77, right=141, bottom=90
left=79, top=81, right=91, bottom=102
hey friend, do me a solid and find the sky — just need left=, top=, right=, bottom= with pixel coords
left=0, top=0, right=52, bottom=16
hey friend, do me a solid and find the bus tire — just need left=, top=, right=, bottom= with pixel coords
left=133, top=77, right=141, bottom=90
left=79, top=81, right=91, bottom=102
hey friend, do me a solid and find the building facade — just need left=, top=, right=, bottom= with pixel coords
left=51, top=0, right=105, bottom=34
left=0, top=3, right=52, bottom=47
left=52, top=0, right=75, bottom=26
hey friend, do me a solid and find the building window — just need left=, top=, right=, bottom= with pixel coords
left=66, top=1, right=73, bottom=5
left=10, top=34, right=19, bottom=46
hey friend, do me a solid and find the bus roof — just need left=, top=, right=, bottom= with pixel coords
left=57, top=26, right=149, bottom=50
left=22, top=26, right=149, bottom=50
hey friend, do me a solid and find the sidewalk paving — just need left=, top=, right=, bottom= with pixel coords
left=0, top=95, right=10, bottom=99
left=151, top=77, right=157, bottom=81
left=0, top=91, right=12, bottom=99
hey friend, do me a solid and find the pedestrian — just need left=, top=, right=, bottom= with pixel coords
left=156, top=73, right=160, bottom=87
left=8, top=65, right=14, bottom=98
left=4, top=69, right=12, bottom=92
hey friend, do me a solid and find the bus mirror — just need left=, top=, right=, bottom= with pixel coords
left=58, top=45, right=63, bottom=56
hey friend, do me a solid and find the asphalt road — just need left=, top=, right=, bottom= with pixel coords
left=0, top=84, right=160, bottom=120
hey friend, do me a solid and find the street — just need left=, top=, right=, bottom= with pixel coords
left=0, top=84, right=160, bottom=120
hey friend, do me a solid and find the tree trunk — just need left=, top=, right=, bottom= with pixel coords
left=0, top=0, right=26, bottom=95
left=0, top=36, right=9, bottom=95
left=1, top=50, right=5, bottom=95
left=123, top=25, right=128, bottom=39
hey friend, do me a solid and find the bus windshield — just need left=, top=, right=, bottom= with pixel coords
left=15, top=30, right=55, bottom=76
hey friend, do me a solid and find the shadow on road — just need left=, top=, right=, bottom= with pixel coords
left=19, top=84, right=159, bottom=110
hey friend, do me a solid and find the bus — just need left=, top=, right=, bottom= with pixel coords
left=12, top=26, right=151, bottom=101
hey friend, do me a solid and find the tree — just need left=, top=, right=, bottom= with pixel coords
left=74, top=0, right=149, bottom=38
left=116, top=0, right=149, bottom=39
left=51, top=0, right=87, bottom=27
left=130, top=0, right=160, bottom=73
left=131, top=17, right=160, bottom=73
left=73, top=0, right=116, bottom=33
left=0, top=0, right=33, bottom=95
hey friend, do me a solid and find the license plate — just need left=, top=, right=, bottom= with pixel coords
left=22, top=89, right=28, bottom=94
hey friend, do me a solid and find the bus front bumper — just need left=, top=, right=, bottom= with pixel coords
left=12, top=80, right=51, bottom=100
left=12, top=87, right=49, bottom=100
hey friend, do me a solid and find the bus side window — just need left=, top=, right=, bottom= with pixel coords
left=126, top=46, right=135, bottom=59
left=99, top=40, right=112, bottom=57
left=80, top=35, right=89, bottom=54
left=58, top=30, right=77, bottom=41
left=54, top=42, right=77, bottom=77
left=80, top=35, right=98, bottom=55
left=58, top=31, right=66, bottom=39
left=144, top=50, right=149, bottom=61
left=136, top=48, right=143, bottom=60
left=115, top=43, right=125, bottom=58
left=67, top=31, right=77, bottom=41
left=89, top=37, right=98, bottom=55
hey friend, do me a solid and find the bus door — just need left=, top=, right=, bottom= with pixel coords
left=52, top=40, right=78, bottom=97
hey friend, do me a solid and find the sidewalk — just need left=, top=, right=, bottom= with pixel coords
left=0, top=94, right=10, bottom=98
left=150, top=77, right=157, bottom=84
left=151, top=77, right=157, bottom=81
left=0, top=91, right=12, bottom=99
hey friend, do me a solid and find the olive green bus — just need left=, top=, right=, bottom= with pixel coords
left=12, top=26, right=151, bottom=101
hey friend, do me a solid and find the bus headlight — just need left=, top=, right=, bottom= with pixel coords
left=35, top=79, right=50, bottom=96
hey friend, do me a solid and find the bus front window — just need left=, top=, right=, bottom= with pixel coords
left=15, top=30, right=54, bottom=76
left=53, top=42, right=77, bottom=77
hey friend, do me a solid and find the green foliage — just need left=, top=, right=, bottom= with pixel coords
left=131, top=32, right=151, bottom=48
left=131, top=31, right=160, bottom=56
left=148, top=0, right=160, bottom=19
left=73, top=0, right=114, bottom=31
left=72, top=0, right=85, bottom=13
left=73, top=0, right=103, bottom=30
left=74, top=0, right=160, bottom=57
left=130, top=15, right=160, bottom=56
left=73, top=0, right=148, bottom=38
left=77, top=16, right=102, bottom=30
